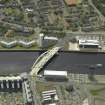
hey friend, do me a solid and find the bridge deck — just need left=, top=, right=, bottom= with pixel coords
left=30, top=47, right=60, bottom=76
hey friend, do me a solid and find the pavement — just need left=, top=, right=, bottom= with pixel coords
left=68, top=42, right=79, bottom=51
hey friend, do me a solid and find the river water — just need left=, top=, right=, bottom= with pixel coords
left=0, top=51, right=105, bottom=75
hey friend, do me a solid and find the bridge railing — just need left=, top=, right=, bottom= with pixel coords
left=30, top=47, right=61, bottom=76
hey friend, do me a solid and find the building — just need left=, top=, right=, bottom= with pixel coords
left=0, top=73, right=33, bottom=105
left=82, top=98, right=89, bottom=105
left=38, top=33, right=44, bottom=47
left=22, top=80, right=33, bottom=105
left=42, top=89, right=58, bottom=105
left=43, top=36, right=58, bottom=48
left=20, top=73, right=33, bottom=105
left=78, top=39, right=101, bottom=49
left=0, top=40, right=17, bottom=48
left=64, top=0, right=81, bottom=6
left=46, top=103, right=56, bottom=105
left=44, top=70, right=68, bottom=81
left=18, top=40, right=35, bottom=48
left=38, top=33, right=58, bottom=48
left=0, top=76, right=22, bottom=89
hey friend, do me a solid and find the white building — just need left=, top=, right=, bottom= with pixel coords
left=46, top=103, right=56, bottom=105
left=44, top=70, right=68, bottom=80
left=38, top=33, right=58, bottom=48
left=78, top=39, right=101, bottom=49
left=0, top=40, right=17, bottom=48
left=25, top=8, right=33, bottom=12
left=18, top=40, right=35, bottom=48
left=42, top=89, right=58, bottom=104
left=38, top=33, right=44, bottom=47
left=0, top=76, right=22, bottom=89
left=20, top=73, right=33, bottom=105
left=22, top=80, right=33, bottom=104
left=82, top=98, right=89, bottom=105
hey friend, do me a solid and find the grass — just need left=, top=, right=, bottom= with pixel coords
left=36, top=81, right=56, bottom=93
left=93, top=0, right=105, bottom=16
left=90, top=87, right=105, bottom=96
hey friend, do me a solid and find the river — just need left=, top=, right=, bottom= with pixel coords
left=0, top=51, right=105, bottom=75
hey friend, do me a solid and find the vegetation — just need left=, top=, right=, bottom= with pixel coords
left=93, top=0, right=105, bottom=16
left=90, top=87, right=105, bottom=96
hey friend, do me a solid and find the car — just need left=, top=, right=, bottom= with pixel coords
left=96, top=64, right=103, bottom=68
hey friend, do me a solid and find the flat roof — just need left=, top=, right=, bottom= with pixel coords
left=79, top=40, right=100, bottom=46
left=79, top=40, right=99, bottom=43
left=0, top=76, right=21, bottom=81
left=79, top=43, right=99, bottom=46
left=44, top=70, right=67, bottom=76
left=47, top=103, right=56, bottom=105
left=44, top=36, right=58, bottom=40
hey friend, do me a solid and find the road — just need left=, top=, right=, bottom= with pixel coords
left=30, top=76, right=41, bottom=105
left=66, top=30, right=105, bottom=35
left=0, top=20, right=34, bottom=30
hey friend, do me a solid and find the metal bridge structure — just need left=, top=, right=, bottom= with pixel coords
left=30, top=47, right=61, bottom=76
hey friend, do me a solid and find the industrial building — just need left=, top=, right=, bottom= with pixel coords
left=42, top=89, right=58, bottom=105
left=0, top=76, right=22, bottom=90
left=46, top=103, right=56, bottom=105
left=44, top=70, right=68, bottom=81
left=78, top=39, right=101, bottom=49
left=20, top=73, right=33, bottom=105
left=22, top=80, right=33, bottom=105
left=0, top=73, right=33, bottom=105
left=38, top=33, right=58, bottom=48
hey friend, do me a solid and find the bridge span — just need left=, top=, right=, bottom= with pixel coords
left=30, top=47, right=61, bottom=76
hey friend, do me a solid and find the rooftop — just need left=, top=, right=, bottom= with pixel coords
left=65, top=0, right=77, bottom=5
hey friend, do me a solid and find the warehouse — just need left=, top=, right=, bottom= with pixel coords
left=20, top=73, right=33, bottom=105
left=42, top=89, right=58, bottom=105
left=44, top=70, right=68, bottom=81
left=0, top=76, right=22, bottom=90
